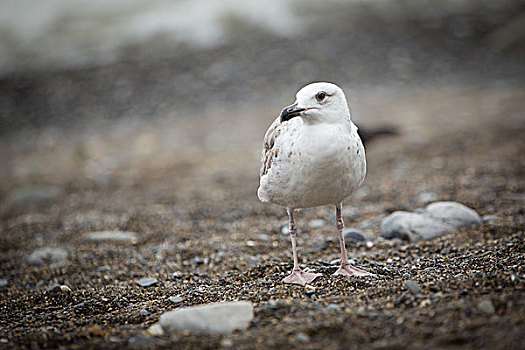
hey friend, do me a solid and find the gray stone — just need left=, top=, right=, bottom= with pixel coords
left=441, top=247, right=452, bottom=254
left=26, top=247, right=67, bottom=265
left=160, top=301, right=253, bottom=335
left=220, top=339, right=233, bottom=347
left=482, top=215, right=497, bottom=223
left=381, top=201, right=481, bottom=241
left=308, top=219, right=326, bottom=228
left=137, top=277, right=158, bottom=287
left=257, top=234, right=270, bottom=242
left=84, top=231, right=138, bottom=243
left=2, top=186, right=61, bottom=212
left=169, top=296, right=184, bottom=304
left=425, top=202, right=481, bottom=226
left=404, top=280, right=422, bottom=295
left=48, top=284, right=71, bottom=292
left=147, top=324, right=164, bottom=337
left=281, top=224, right=289, bottom=235
left=478, top=299, right=495, bottom=315
left=0, top=279, right=8, bottom=287
left=343, top=228, right=366, bottom=241
left=296, top=333, right=310, bottom=343
left=139, top=309, right=150, bottom=316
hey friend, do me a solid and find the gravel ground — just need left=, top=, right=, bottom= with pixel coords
left=1, top=84, right=524, bottom=348
left=1, top=5, right=525, bottom=349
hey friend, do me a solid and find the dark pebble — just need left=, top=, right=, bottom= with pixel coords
left=343, top=228, right=366, bottom=241
left=305, top=289, right=316, bottom=296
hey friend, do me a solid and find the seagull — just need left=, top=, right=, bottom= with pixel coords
left=258, top=82, right=376, bottom=285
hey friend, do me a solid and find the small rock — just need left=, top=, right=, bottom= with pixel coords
left=246, top=240, right=256, bottom=247
left=137, top=277, right=158, bottom=287
left=27, top=247, right=67, bottom=266
left=0, top=279, right=7, bottom=287
left=257, top=234, right=270, bottom=242
left=296, top=332, right=310, bottom=343
left=381, top=201, right=481, bottom=241
left=160, top=301, right=253, bottom=334
left=419, top=299, right=431, bottom=308
left=357, top=306, right=366, bottom=315
left=26, top=255, right=45, bottom=266
left=139, top=309, right=150, bottom=316
left=147, top=323, right=164, bottom=337
left=48, top=284, right=71, bottom=292
left=87, top=325, right=106, bottom=337
left=402, top=273, right=411, bottom=279
left=441, top=247, right=452, bottom=254
left=84, top=231, right=138, bottom=243
left=404, top=280, right=422, bottom=295
left=220, top=338, right=233, bottom=347
left=281, top=224, right=289, bottom=235
left=482, top=215, right=497, bottom=223
left=478, top=299, right=495, bottom=315
left=308, top=219, right=326, bottom=228
left=343, top=228, right=365, bottom=241
left=426, top=202, right=481, bottom=226
left=169, top=296, right=184, bottom=304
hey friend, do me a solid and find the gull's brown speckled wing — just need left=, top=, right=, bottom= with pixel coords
left=260, top=116, right=282, bottom=177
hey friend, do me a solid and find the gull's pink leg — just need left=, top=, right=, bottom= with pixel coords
left=283, top=208, right=322, bottom=285
left=333, top=203, right=376, bottom=277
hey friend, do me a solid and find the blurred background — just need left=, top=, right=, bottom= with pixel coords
left=1, top=0, right=524, bottom=213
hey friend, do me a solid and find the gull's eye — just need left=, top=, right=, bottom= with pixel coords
left=315, top=92, right=326, bottom=102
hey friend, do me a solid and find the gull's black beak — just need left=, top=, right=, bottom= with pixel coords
left=280, top=103, right=305, bottom=123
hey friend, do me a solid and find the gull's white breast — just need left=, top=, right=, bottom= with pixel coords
left=258, top=117, right=366, bottom=209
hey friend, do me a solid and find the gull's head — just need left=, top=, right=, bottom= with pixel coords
left=280, top=82, right=350, bottom=124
